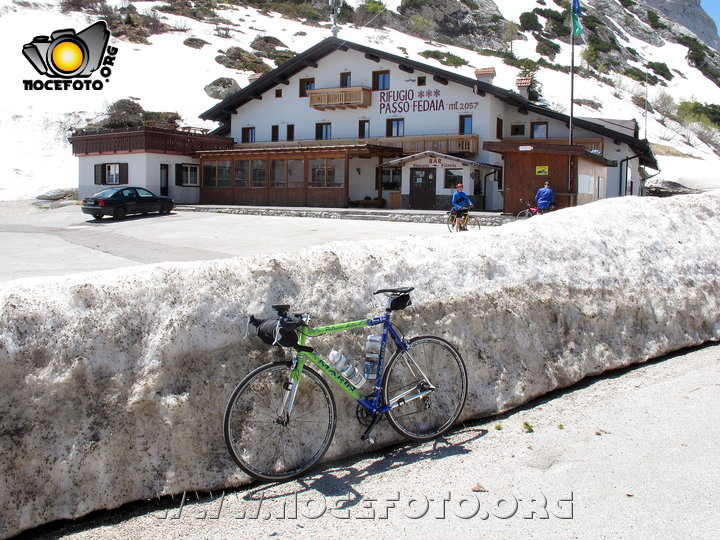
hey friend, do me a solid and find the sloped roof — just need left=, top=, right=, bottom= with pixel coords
left=577, top=118, right=639, bottom=138
left=200, top=37, right=657, bottom=169
left=384, top=151, right=482, bottom=167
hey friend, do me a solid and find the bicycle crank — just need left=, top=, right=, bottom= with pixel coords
left=355, top=403, right=374, bottom=427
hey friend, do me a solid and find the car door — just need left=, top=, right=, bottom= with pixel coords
left=120, top=188, right=139, bottom=214
left=135, top=188, right=160, bottom=213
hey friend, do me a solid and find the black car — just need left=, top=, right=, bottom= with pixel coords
left=82, top=187, right=175, bottom=220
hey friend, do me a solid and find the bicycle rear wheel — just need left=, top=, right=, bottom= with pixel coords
left=382, top=336, right=467, bottom=441
left=224, top=361, right=336, bottom=481
left=516, top=209, right=532, bottom=219
left=446, top=214, right=456, bottom=233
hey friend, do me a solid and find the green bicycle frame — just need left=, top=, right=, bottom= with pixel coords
left=289, top=314, right=405, bottom=412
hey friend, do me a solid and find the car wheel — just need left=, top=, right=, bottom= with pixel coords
left=113, top=207, right=127, bottom=220
left=160, top=202, right=172, bottom=215
left=92, top=214, right=103, bottom=220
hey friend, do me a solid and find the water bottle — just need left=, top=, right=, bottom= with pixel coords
left=363, top=334, right=382, bottom=381
left=328, top=350, right=365, bottom=388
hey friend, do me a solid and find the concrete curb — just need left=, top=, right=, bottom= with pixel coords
left=175, top=205, right=516, bottom=226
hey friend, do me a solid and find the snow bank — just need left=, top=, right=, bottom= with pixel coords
left=1, top=193, right=720, bottom=536
left=649, top=155, right=720, bottom=192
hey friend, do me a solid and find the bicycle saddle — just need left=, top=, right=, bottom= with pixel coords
left=272, top=304, right=290, bottom=315
left=373, top=287, right=414, bottom=296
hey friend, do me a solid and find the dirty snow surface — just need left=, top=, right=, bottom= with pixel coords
left=1, top=192, right=719, bottom=537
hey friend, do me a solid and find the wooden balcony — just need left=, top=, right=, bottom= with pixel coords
left=233, top=134, right=478, bottom=155
left=68, top=126, right=234, bottom=156
left=307, top=86, right=372, bottom=110
left=375, top=134, right=478, bottom=154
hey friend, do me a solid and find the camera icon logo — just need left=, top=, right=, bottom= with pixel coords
left=22, top=21, right=110, bottom=78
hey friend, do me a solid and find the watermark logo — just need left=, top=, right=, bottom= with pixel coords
left=22, top=21, right=118, bottom=91
left=156, top=490, right=575, bottom=521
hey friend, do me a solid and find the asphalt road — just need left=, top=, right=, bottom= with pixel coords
left=0, top=202, right=448, bottom=283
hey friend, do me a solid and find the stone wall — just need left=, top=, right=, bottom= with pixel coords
left=1, top=192, right=719, bottom=537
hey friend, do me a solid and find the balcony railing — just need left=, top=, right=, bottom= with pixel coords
left=307, top=86, right=372, bottom=110
left=376, top=134, right=478, bottom=154
left=233, top=134, right=479, bottom=155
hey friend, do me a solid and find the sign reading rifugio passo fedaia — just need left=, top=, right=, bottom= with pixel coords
left=379, top=89, right=479, bottom=114
left=21, top=20, right=118, bottom=91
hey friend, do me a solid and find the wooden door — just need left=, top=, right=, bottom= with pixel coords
left=409, top=168, right=436, bottom=209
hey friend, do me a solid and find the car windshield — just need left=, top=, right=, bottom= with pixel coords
left=92, top=189, right=121, bottom=199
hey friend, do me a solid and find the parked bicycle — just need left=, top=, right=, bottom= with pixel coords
left=224, top=287, right=468, bottom=481
left=446, top=206, right=479, bottom=232
left=516, top=198, right=538, bottom=219
left=517, top=198, right=556, bottom=219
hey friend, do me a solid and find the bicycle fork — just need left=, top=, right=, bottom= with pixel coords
left=276, top=355, right=301, bottom=425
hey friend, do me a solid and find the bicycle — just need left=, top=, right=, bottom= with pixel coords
left=224, top=287, right=468, bottom=482
left=517, top=198, right=555, bottom=219
left=516, top=198, right=538, bottom=219
left=446, top=206, right=479, bottom=232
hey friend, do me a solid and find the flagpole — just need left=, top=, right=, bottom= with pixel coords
left=568, top=6, right=576, bottom=208
left=569, top=24, right=575, bottom=146
left=568, top=1, right=582, bottom=206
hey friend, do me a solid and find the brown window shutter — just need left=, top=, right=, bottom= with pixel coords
left=119, top=163, right=129, bottom=184
left=175, top=164, right=184, bottom=186
left=94, top=164, right=105, bottom=185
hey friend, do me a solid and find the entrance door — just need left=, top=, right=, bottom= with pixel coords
left=409, top=168, right=436, bottom=209
left=160, top=164, right=169, bottom=196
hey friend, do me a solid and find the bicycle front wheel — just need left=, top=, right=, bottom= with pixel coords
left=516, top=209, right=532, bottom=219
left=382, top=336, right=468, bottom=441
left=446, top=214, right=456, bottom=233
left=467, top=217, right=480, bottom=231
left=224, top=361, right=336, bottom=481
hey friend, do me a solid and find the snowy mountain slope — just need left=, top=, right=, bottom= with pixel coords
left=1, top=0, right=719, bottom=200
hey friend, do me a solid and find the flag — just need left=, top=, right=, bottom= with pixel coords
left=572, top=0, right=582, bottom=16
left=571, top=10, right=583, bottom=35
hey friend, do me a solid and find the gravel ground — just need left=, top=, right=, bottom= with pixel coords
left=15, top=343, right=720, bottom=540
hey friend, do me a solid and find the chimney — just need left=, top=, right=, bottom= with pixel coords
left=516, top=76, right=532, bottom=99
left=247, top=73, right=262, bottom=84
left=474, top=67, right=496, bottom=85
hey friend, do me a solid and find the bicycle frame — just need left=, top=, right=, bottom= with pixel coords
left=289, top=312, right=422, bottom=415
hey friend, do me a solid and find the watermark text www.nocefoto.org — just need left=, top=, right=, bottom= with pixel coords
left=157, top=491, right=574, bottom=521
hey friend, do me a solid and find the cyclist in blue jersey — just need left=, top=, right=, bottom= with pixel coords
left=535, top=181, right=555, bottom=214
left=451, top=183, right=473, bottom=231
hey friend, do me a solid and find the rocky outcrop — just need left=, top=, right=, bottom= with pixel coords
left=389, top=0, right=507, bottom=51
left=644, top=0, right=720, bottom=50
left=215, top=47, right=271, bottom=73
left=2, top=193, right=720, bottom=537
left=204, top=77, right=241, bottom=100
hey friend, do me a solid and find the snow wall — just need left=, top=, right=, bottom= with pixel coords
left=1, top=192, right=720, bottom=537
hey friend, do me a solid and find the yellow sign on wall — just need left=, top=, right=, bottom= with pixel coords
left=536, top=166, right=549, bottom=175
